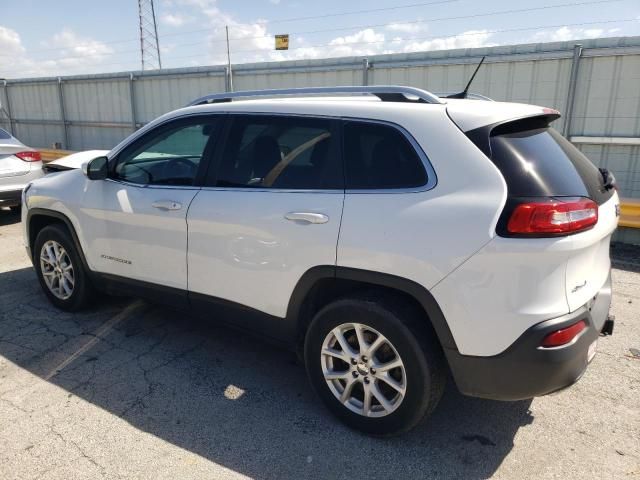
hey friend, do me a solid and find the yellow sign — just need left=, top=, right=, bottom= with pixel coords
left=275, top=34, right=289, bottom=50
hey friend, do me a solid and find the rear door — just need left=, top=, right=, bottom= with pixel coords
left=186, top=114, right=344, bottom=330
left=486, top=120, right=618, bottom=311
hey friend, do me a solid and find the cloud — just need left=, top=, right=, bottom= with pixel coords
left=158, top=0, right=499, bottom=66
left=161, top=13, right=194, bottom=27
left=532, top=26, right=623, bottom=42
left=385, top=22, right=425, bottom=34
left=327, top=29, right=386, bottom=57
left=402, top=30, right=496, bottom=52
left=268, top=0, right=281, bottom=4
left=0, top=26, right=118, bottom=78
left=48, top=29, right=113, bottom=58
left=0, top=26, right=26, bottom=57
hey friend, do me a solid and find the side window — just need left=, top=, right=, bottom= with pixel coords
left=343, top=121, right=428, bottom=189
left=114, top=118, right=218, bottom=186
left=215, top=115, right=341, bottom=189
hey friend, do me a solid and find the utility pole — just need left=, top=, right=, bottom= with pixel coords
left=138, top=0, right=162, bottom=70
left=226, top=25, right=233, bottom=92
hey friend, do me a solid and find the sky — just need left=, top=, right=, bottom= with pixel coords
left=0, top=0, right=639, bottom=78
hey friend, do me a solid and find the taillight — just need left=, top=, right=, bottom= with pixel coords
left=540, top=320, right=586, bottom=347
left=507, top=198, right=598, bottom=235
left=15, top=151, right=42, bottom=162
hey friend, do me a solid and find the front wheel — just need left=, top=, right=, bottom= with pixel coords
left=34, top=224, right=95, bottom=311
left=304, top=294, right=446, bottom=436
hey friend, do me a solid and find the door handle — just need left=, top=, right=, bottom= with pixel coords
left=152, top=200, right=182, bottom=211
left=285, top=212, right=329, bottom=224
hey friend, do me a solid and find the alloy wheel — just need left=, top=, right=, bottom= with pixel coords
left=321, top=322, right=407, bottom=417
left=40, top=240, right=75, bottom=300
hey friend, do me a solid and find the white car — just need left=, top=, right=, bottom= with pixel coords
left=21, top=86, right=619, bottom=435
left=44, top=149, right=109, bottom=173
left=0, top=128, right=44, bottom=210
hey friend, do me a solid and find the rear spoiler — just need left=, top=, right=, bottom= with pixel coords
left=462, top=112, right=561, bottom=158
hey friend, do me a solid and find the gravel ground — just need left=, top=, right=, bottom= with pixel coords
left=0, top=208, right=638, bottom=480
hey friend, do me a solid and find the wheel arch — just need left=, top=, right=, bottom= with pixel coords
left=27, top=208, right=90, bottom=272
left=287, top=266, right=459, bottom=354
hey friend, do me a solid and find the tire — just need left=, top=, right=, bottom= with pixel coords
left=304, top=293, right=446, bottom=436
left=33, top=223, right=95, bottom=311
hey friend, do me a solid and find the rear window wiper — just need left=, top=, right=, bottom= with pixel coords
left=599, top=168, right=616, bottom=191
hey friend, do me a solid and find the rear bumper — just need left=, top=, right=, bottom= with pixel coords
left=0, top=189, right=22, bottom=207
left=447, top=271, right=612, bottom=401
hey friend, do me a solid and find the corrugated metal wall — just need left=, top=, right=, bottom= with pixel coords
left=1, top=35, right=639, bottom=203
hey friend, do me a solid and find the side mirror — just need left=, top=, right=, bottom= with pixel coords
left=83, top=156, right=108, bottom=180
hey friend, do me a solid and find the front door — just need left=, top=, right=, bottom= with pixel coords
left=78, top=115, right=221, bottom=293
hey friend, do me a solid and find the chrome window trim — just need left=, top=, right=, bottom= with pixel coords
left=107, top=111, right=438, bottom=194
left=104, top=178, right=201, bottom=190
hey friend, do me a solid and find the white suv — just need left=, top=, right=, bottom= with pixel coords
left=22, top=86, right=619, bottom=435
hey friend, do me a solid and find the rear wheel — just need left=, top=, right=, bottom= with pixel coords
left=34, top=224, right=95, bottom=311
left=304, top=294, right=446, bottom=436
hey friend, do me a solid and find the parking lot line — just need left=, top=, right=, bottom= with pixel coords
left=43, top=300, right=145, bottom=381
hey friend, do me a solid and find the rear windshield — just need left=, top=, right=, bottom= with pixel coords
left=489, top=125, right=613, bottom=205
left=0, top=128, right=11, bottom=140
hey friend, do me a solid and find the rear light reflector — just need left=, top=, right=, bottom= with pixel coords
left=507, top=198, right=598, bottom=235
left=540, top=320, right=586, bottom=347
left=15, top=151, right=42, bottom=162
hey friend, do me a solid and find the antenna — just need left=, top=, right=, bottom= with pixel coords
left=446, top=56, right=486, bottom=99
left=138, top=0, right=162, bottom=70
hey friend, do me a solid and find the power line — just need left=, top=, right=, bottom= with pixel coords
left=248, top=0, right=459, bottom=25
left=1, top=0, right=630, bottom=67
left=1, top=0, right=629, bottom=59
left=220, top=0, right=628, bottom=44
left=0, top=18, right=632, bottom=77
left=0, top=0, right=460, bottom=57
left=226, top=18, right=636, bottom=55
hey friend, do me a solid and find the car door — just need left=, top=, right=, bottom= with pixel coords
left=187, top=114, right=344, bottom=334
left=78, top=115, right=221, bottom=298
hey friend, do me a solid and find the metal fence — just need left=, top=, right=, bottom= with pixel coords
left=2, top=35, right=639, bottom=204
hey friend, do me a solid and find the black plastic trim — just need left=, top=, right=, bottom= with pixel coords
left=26, top=208, right=91, bottom=272
left=0, top=189, right=22, bottom=206
left=190, top=291, right=292, bottom=346
left=285, top=266, right=458, bottom=351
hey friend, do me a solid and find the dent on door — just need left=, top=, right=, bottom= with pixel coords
left=186, top=190, right=343, bottom=318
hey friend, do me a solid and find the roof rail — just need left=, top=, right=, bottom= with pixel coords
left=187, top=85, right=444, bottom=106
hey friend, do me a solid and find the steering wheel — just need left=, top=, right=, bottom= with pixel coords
left=161, top=157, right=197, bottom=183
